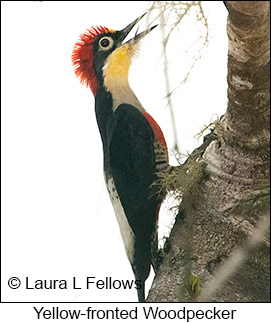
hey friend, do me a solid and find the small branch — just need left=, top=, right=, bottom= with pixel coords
left=160, top=9, right=181, bottom=153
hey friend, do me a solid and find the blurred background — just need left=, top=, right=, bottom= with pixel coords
left=1, top=1, right=227, bottom=302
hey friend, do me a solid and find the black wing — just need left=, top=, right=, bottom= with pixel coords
left=106, top=104, right=159, bottom=239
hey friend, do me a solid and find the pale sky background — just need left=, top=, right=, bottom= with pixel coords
left=1, top=0, right=230, bottom=305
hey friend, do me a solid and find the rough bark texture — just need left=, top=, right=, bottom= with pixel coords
left=147, top=1, right=270, bottom=302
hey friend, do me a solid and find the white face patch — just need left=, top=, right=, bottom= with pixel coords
left=106, top=176, right=135, bottom=265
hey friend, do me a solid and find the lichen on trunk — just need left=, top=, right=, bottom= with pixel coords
left=147, top=1, right=270, bottom=302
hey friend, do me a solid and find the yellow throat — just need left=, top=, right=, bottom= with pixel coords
left=102, top=43, right=144, bottom=112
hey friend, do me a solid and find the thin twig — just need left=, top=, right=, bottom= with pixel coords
left=160, top=8, right=181, bottom=153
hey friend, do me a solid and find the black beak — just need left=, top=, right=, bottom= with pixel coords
left=117, top=13, right=158, bottom=45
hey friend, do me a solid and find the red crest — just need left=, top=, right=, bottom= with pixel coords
left=72, top=26, right=109, bottom=96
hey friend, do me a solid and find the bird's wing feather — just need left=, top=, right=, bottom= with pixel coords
left=107, top=104, right=159, bottom=238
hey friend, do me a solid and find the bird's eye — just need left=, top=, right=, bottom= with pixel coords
left=100, top=38, right=110, bottom=47
left=99, top=37, right=114, bottom=51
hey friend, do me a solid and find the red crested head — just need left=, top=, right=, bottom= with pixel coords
left=72, top=26, right=110, bottom=96
left=72, top=14, right=157, bottom=98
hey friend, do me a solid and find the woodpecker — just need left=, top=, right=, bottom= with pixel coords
left=72, top=13, right=168, bottom=302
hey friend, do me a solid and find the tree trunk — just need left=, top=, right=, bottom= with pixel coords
left=147, top=1, right=270, bottom=302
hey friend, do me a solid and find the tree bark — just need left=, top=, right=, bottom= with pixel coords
left=147, top=1, right=270, bottom=302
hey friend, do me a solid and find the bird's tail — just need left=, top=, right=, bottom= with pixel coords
left=137, top=282, right=145, bottom=302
